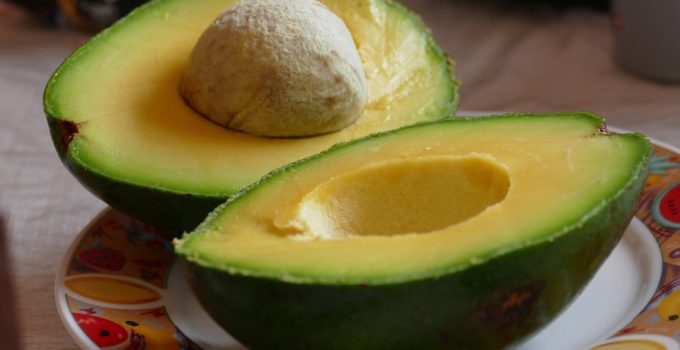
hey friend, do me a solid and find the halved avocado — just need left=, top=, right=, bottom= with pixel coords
left=44, top=0, right=457, bottom=233
left=175, top=113, right=651, bottom=349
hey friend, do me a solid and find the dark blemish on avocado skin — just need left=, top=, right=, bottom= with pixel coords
left=586, top=123, right=617, bottom=138
left=597, top=124, right=616, bottom=136
left=59, top=120, right=82, bottom=149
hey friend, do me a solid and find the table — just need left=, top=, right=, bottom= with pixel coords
left=1, top=1, right=679, bottom=348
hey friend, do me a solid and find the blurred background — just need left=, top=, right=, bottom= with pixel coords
left=1, top=0, right=679, bottom=349
left=3, top=0, right=677, bottom=138
left=2, top=0, right=610, bottom=30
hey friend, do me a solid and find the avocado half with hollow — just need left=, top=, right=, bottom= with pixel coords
left=175, top=113, right=651, bottom=349
left=44, top=0, right=457, bottom=233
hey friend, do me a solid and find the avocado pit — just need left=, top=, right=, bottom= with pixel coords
left=180, top=0, right=368, bottom=137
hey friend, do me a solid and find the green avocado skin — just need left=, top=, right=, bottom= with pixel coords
left=46, top=118, right=224, bottom=234
left=182, top=150, right=649, bottom=350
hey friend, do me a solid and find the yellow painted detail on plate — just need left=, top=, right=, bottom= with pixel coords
left=658, top=288, right=680, bottom=321
left=592, top=340, right=666, bottom=350
left=65, top=276, right=161, bottom=304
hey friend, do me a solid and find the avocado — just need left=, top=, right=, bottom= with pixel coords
left=44, top=0, right=457, bottom=232
left=174, top=113, right=651, bottom=349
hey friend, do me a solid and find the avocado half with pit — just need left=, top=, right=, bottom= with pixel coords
left=175, top=113, right=651, bottom=349
left=44, top=0, right=457, bottom=233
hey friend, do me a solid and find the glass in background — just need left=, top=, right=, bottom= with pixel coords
left=613, top=0, right=680, bottom=83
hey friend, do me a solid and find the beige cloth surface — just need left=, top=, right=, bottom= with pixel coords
left=408, top=0, right=680, bottom=143
left=1, top=1, right=678, bottom=348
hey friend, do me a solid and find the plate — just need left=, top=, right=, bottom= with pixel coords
left=56, top=137, right=680, bottom=350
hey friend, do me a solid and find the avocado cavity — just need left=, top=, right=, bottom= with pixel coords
left=289, top=155, right=511, bottom=239
left=181, top=0, right=367, bottom=137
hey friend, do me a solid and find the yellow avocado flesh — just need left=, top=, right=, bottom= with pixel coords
left=45, top=0, right=454, bottom=195
left=176, top=114, right=648, bottom=283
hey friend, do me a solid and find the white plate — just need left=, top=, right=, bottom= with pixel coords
left=516, top=219, right=664, bottom=349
